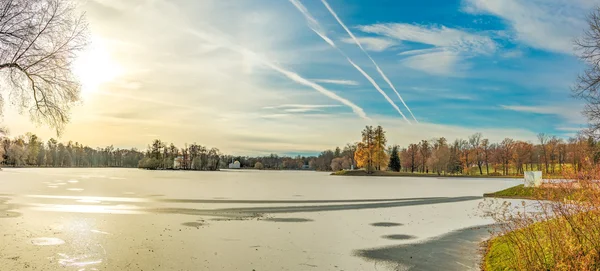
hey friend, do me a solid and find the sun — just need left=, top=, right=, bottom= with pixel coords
left=73, top=36, right=123, bottom=98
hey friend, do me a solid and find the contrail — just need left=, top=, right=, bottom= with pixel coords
left=289, top=0, right=410, bottom=123
left=346, top=58, right=409, bottom=122
left=320, top=0, right=418, bottom=123
left=187, top=29, right=369, bottom=120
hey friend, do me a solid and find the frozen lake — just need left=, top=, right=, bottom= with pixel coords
left=0, top=168, right=520, bottom=270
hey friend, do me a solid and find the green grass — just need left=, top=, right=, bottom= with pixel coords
left=484, top=237, right=516, bottom=271
left=483, top=212, right=600, bottom=271
left=483, top=184, right=592, bottom=201
left=484, top=218, right=565, bottom=271
left=483, top=185, right=538, bottom=199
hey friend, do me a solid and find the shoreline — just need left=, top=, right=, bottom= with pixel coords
left=332, top=170, right=523, bottom=179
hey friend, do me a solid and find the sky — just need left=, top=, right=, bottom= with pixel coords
left=2, top=0, right=598, bottom=155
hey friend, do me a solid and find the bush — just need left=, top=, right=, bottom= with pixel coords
left=483, top=164, right=600, bottom=270
left=254, top=162, right=264, bottom=170
left=138, top=157, right=161, bottom=169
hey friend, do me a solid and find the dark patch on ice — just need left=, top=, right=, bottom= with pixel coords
left=262, top=218, right=313, bottom=223
left=382, top=234, right=416, bottom=240
left=371, top=222, right=403, bottom=227
left=181, top=222, right=206, bottom=228
left=153, top=196, right=447, bottom=204
left=0, top=197, right=22, bottom=218
left=356, top=226, right=496, bottom=271
left=146, top=194, right=165, bottom=197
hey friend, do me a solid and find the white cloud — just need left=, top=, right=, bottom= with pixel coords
left=401, top=50, right=470, bottom=76
left=501, top=105, right=585, bottom=124
left=311, top=79, right=359, bottom=86
left=340, top=37, right=398, bottom=52
left=407, top=87, right=477, bottom=101
left=359, top=23, right=497, bottom=54
left=462, top=0, right=592, bottom=53
left=359, top=23, right=496, bottom=76
left=263, top=104, right=342, bottom=109
left=398, top=48, right=444, bottom=56
left=262, top=104, right=341, bottom=113
left=556, top=126, right=585, bottom=132
left=501, top=49, right=523, bottom=58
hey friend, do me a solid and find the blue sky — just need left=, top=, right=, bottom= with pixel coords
left=4, top=0, right=596, bottom=155
left=288, top=0, right=589, bottom=131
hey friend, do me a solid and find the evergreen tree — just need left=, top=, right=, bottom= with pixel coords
left=389, top=145, right=401, bottom=172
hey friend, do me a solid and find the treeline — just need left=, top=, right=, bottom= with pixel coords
left=3, top=129, right=596, bottom=175
left=139, top=140, right=317, bottom=171
left=226, top=154, right=313, bottom=170
left=0, top=133, right=144, bottom=168
left=327, top=126, right=598, bottom=176
left=137, top=139, right=222, bottom=170
left=396, top=133, right=595, bottom=176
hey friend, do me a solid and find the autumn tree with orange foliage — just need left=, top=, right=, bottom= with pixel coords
left=355, top=126, right=388, bottom=173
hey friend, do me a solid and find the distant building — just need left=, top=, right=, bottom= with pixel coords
left=228, top=160, right=241, bottom=169
left=173, top=156, right=184, bottom=169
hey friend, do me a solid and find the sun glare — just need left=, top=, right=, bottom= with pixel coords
left=73, top=36, right=123, bottom=98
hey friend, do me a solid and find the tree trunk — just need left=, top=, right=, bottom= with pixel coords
left=465, top=153, right=469, bottom=175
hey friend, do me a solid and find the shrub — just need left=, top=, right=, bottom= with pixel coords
left=138, top=157, right=161, bottom=169
left=483, top=163, right=600, bottom=270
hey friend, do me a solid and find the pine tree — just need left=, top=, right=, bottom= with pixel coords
left=389, top=145, right=401, bottom=172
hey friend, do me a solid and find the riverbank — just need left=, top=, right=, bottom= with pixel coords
left=483, top=184, right=540, bottom=199
left=482, top=211, right=600, bottom=270
left=482, top=180, right=600, bottom=270
left=332, top=170, right=522, bottom=178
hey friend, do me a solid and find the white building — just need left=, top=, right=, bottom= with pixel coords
left=173, top=156, right=184, bottom=169
left=228, top=160, right=241, bottom=169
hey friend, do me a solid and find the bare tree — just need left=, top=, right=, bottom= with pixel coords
left=419, top=140, right=430, bottom=173
left=342, top=143, right=357, bottom=169
left=538, top=133, right=549, bottom=173
left=499, top=138, right=515, bottom=175
left=482, top=138, right=490, bottom=174
left=469, top=133, right=483, bottom=175
left=574, top=8, right=600, bottom=136
left=0, top=0, right=88, bottom=133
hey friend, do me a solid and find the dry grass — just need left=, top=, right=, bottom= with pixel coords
left=483, top=164, right=600, bottom=271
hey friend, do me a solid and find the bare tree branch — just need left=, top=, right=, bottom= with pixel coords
left=0, top=0, right=89, bottom=135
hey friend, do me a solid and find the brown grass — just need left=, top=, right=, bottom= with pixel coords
left=483, top=162, right=600, bottom=271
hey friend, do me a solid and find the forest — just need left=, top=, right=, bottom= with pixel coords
left=345, top=126, right=595, bottom=176
left=0, top=133, right=143, bottom=168
left=0, top=127, right=595, bottom=176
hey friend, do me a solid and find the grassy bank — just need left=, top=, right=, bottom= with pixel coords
left=483, top=172, right=600, bottom=271
left=332, top=170, right=522, bottom=178
left=483, top=184, right=595, bottom=201
left=483, top=185, right=540, bottom=199
left=483, top=211, right=600, bottom=271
